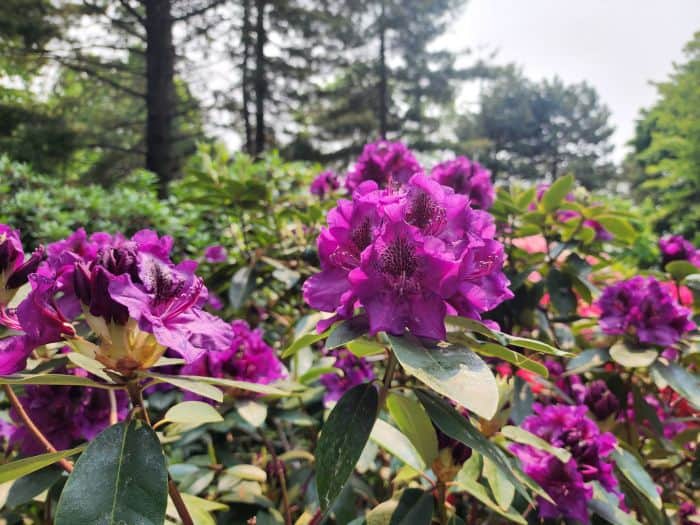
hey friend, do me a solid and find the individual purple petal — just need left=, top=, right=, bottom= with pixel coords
left=204, top=245, right=227, bottom=263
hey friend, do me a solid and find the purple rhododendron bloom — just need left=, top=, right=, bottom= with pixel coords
left=679, top=501, right=700, bottom=525
left=305, top=174, right=512, bottom=339
left=7, top=366, right=128, bottom=455
left=430, top=156, right=495, bottom=210
left=510, top=403, right=620, bottom=524
left=659, top=235, right=700, bottom=267
left=582, top=380, right=620, bottom=420
left=310, top=171, right=340, bottom=198
left=204, top=245, right=227, bottom=263
left=320, top=348, right=374, bottom=406
left=345, top=140, right=422, bottom=191
left=180, top=320, right=286, bottom=401
left=0, top=225, right=45, bottom=306
left=597, top=276, right=696, bottom=347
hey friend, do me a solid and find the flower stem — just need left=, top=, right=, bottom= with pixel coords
left=3, top=385, right=73, bottom=473
left=126, top=381, right=194, bottom=525
left=262, top=433, right=292, bottom=525
left=436, top=480, right=448, bottom=525
left=378, top=351, right=398, bottom=408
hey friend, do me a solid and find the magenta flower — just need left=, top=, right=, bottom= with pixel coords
left=304, top=174, right=512, bottom=339
left=7, top=366, right=127, bottom=455
left=345, top=140, right=422, bottom=191
left=597, top=276, right=695, bottom=347
left=581, top=380, right=620, bottom=420
left=204, top=245, right=227, bottom=263
left=659, top=235, right=700, bottom=267
left=320, top=348, right=374, bottom=406
left=180, top=320, right=285, bottom=401
left=0, top=225, right=45, bottom=307
left=430, top=156, right=495, bottom=209
left=510, top=404, right=620, bottom=524
left=310, top=171, right=340, bottom=198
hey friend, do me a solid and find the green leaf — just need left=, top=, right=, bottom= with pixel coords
left=665, top=260, right=699, bottom=281
left=178, top=374, right=289, bottom=396
left=145, top=373, right=223, bottom=403
left=650, top=362, right=700, bottom=410
left=65, top=352, right=114, bottom=383
left=179, top=494, right=228, bottom=525
left=386, top=393, right=439, bottom=465
left=235, top=399, right=268, bottom=428
left=316, top=382, right=378, bottom=511
left=445, top=316, right=506, bottom=344
left=370, top=419, right=425, bottom=472
left=228, top=265, right=256, bottom=310
left=482, top=456, right=515, bottom=510
left=504, top=336, right=571, bottom=357
left=391, top=489, right=434, bottom=525
left=546, top=269, right=577, bottom=316
left=594, top=216, right=637, bottom=242
left=542, top=175, right=574, bottom=212
left=566, top=348, right=609, bottom=374
left=282, top=328, right=330, bottom=359
left=472, top=342, right=548, bottom=377
left=6, top=466, right=62, bottom=508
left=0, top=446, right=84, bottom=484
left=416, top=389, right=545, bottom=504
left=609, top=342, right=658, bottom=368
left=347, top=338, right=386, bottom=357
left=500, top=426, right=571, bottom=463
left=162, top=401, right=223, bottom=429
left=588, top=481, right=643, bottom=525
left=611, top=448, right=661, bottom=510
left=226, top=465, right=267, bottom=482
left=511, top=376, right=533, bottom=425
left=0, top=374, right=113, bottom=389
left=326, top=318, right=369, bottom=349
left=453, top=474, right=526, bottom=524
left=55, top=421, right=168, bottom=525
left=388, top=335, right=499, bottom=420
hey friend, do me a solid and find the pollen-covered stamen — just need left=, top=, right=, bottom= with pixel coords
left=143, top=261, right=186, bottom=304
left=379, top=238, right=421, bottom=295
left=406, top=191, right=446, bottom=234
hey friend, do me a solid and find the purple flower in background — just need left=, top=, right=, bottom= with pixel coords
left=597, top=276, right=695, bottom=347
left=304, top=173, right=512, bottom=340
left=310, top=171, right=340, bottom=198
left=430, top=156, right=495, bottom=209
left=582, top=380, right=620, bottom=420
left=0, top=225, right=45, bottom=306
left=320, top=348, right=374, bottom=405
left=204, top=245, right=227, bottom=263
left=180, top=320, right=285, bottom=401
left=345, top=140, right=422, bottom=191
left=659, top=235, right=700, bottom=267
left=510, top=404, right=620, bottom=524
left=679, top=501, right=700, bottom=525
left=7, top=367, right=128, bottom=455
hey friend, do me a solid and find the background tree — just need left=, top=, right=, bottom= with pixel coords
left=457, top=66, right=616, bottom=187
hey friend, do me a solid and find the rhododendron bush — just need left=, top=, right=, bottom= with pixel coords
left=0, top=141, right=697, bottom=525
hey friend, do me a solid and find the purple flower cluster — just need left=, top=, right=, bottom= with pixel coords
left=0, top=225, right=44, bottom=307
left=511, top=404, right=620, bottom=524
left=659, top=235, right=700, bottom=267
left=7, top=366, right=128, bottom=455
left=303, top=174, right=512, bottom=339
left=345, top=141, right=422, bottom=192
left=319, top=348, right=374, bottom=406
left=181, top=320, right=285, bottom=400
left=0, top=226, right=234, bottom=375
left=430, top=156, right=495, bottom=210
left=310, top=171, right=341, bottom=198
left=597, top=276, right=695, bottom=347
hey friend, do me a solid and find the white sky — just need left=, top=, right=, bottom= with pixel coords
left=442, top=0, right=700, bottom=161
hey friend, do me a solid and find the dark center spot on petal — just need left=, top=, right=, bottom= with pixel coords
left=406, top=191, right=446, bottom=233
left=380, top=237, right=417, bottom=278
left=351, top=218, right=372, bottom=252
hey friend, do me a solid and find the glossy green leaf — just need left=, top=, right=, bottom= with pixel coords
left=566, top=348, right=609, bottom=374
left=55, top=421, right=168, bottom=525
left=546, top=269, right=577, bottom=316
left=416, top=389, right=546, bottom=504
left=612, top=448, right=661, bottom=509
left=0, top=374, right=113, bottom=389
left=453, top=474, right=526, bottom=524
left=594, top=215, right=637, bottom=242
left=500, top=426, right=571, bottom=463
left=542, top=175, right=574, bottom=212
left=178, top=374, right=288, bottom=396
left=0, top=446, right=84, bottom=484
left=386, top=393, right=439, bottom=465
left=472, top=342, right=548, bottom=377
left=505, top=336, right=571, bottom=357
left=7, top=466, right=63, bottom=508
left=316, top=382, right=378, bottom=511
left=651, top=362, right=700, bottom=410
left=370, top=419, right=425, bottom=472
left=228, top=265, right=256, bottom=310
left=236, top=399, right=268, bottom=427
left=666, top=260, right=700, bottom=280
left=163, top=401, right=223, bottom=428
left=326, top=318, right=369, bottom=349
left=282, top=327, right=330, bottom=358
left=588, top=481, right=643, bottom=525
left=609, top=342, right=658, bottom=368
left=347, top=338, right=386, bottom=357
left=146, top=373, right=223, bottom=403
left=482, top=456, right=515, bottom=510
left=388, top=334, right=499, bottom=420
left=65, top=352, right=114, bottom=383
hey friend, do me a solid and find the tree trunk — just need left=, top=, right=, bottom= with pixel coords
left=241, top=0, right=253, bottom=155
left=144, top=0, right=175, bottom=197
left=378, top=0, right=388, bottom=139
left=253, top=0, right=267, bottom=156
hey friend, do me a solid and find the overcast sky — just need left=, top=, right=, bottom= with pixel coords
left=442, top=0, right=700, bottom=161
